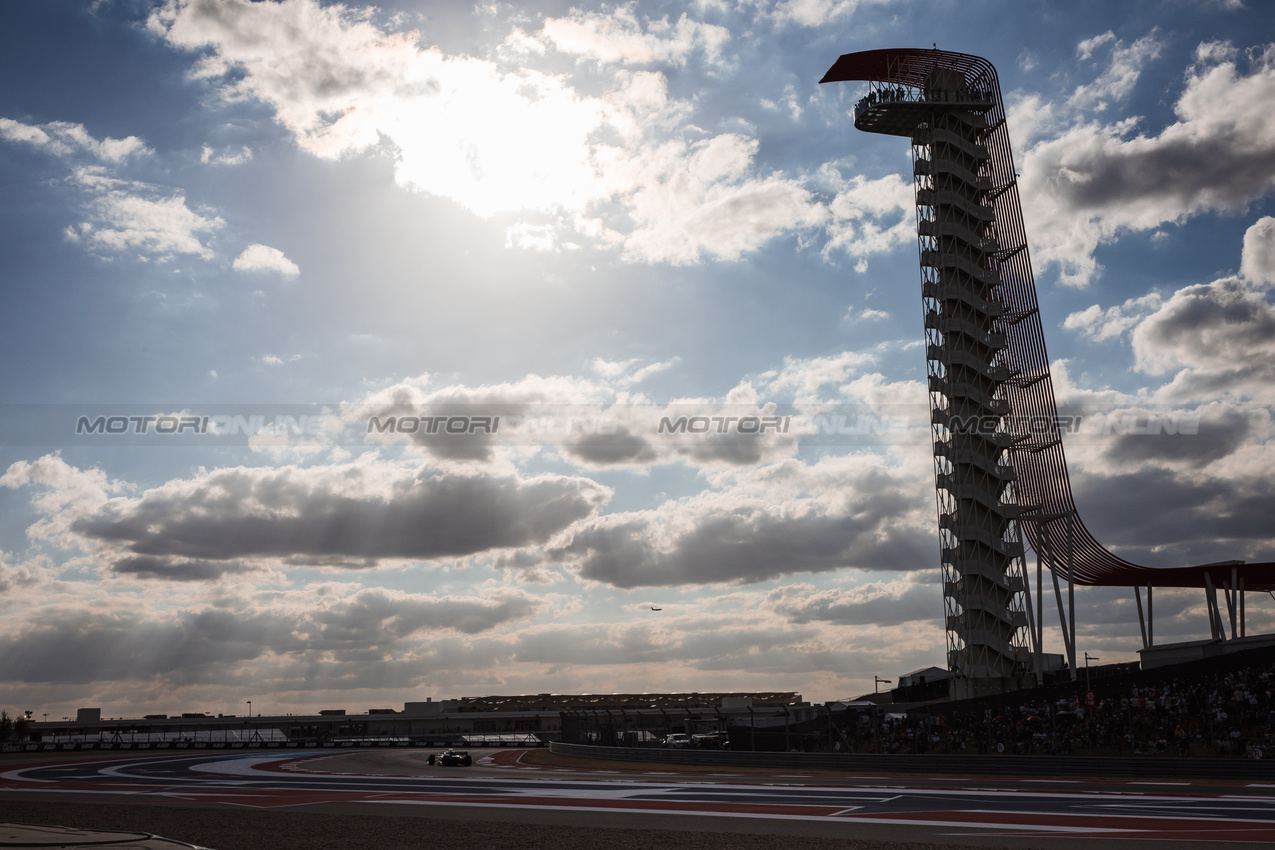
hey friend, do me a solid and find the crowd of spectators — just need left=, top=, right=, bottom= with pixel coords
left=839, top=657, right=1275, bottom=758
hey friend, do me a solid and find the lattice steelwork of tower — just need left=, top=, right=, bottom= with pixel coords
left=823, top=50, right=1032, bottom=698
left=820, top=48, right=1275, bottom=699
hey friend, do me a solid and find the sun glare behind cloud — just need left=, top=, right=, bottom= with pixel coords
left=386, top=59, right=603, bottom=218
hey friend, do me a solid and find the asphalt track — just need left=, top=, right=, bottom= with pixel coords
left=3, top=749, right=1275, bottom=848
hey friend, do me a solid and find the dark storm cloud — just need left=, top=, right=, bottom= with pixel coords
left=64, top=463, right=608, bottom=577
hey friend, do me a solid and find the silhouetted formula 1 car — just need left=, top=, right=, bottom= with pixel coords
left=428, top=749, right=473, bottom=766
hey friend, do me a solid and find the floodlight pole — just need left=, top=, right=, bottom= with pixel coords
left=873, top=677, right=891, bottom=755
left=1083, top=652, right=1098, bottom=692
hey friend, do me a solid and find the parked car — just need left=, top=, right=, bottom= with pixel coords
left=428, top=749, right=473, bottom=766
left=662, top=733, right=692, bottom=748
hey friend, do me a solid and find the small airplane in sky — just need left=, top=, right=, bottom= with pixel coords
left=650, top=606, right=662, bottom=611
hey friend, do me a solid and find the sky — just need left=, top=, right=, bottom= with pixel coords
left=2, top=0, right=1274, bottom=720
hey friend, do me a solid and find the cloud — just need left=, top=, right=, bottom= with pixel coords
left=504, top=222, right=559, bottom=252
left=150, top=0, right=605, bottom=216
left=1134, top=277, right=1275, bottom=375
left=534, top=7, right=730, bottom=67
left=355, top=372, right=606, bottom=462
left=821, top=170, right=915, bottom=260
left=259, top=352, right=302, bottom=366
left=509, top=616, right=820, bottom=670
left=760, top=84, right=803, bottom=121
left=309, top=587, right=541, bottom=640
left=233, top=243, right=300, bottom=275
left=1068, top=460, right=1275, bottom=567
left=590, top=356, right=678, bottom=385
left=1094, top=403, right=1266, bottom=471
left=1021, top=42, right=1275, bottom=286
left=1064, top=292, right=1162, bottom=341
left=351, top=370, right=807, bottom=471
left=0, top=117, right=220, bottom=262
left=1068, top=31, right=1163, bottom=111
left=4, top=455, right=609, bottom=579
left=1076, top=32, right=1116, bottom=61
left=558, top=395, right=800, bottom=470
left=146, top=0, right=853, bottom=266
left=1005, top=92, right=1059, bottom=150
left=1241, top=215, right=1275, bottom=284
left=755, top=350, right=875, bottom=400
left=0, top=454, right=125, bottom=542
left=1131, top=277, right=1275, bottom=403
left=765, top=578, right=937, bottom=625
left=767, top=0, right=897, bottom=28
left=0, top=608, right=283, bottom=685
left=0, top=551, right=49, bottom=596
left=1044, top=234, right=1275, bottom=567
left=0, top=117, right=150, bottom=162
left=599, top=132, right=829, bottom=264
left=61, top=167, right=223, bottom=261
left=562, top=426, right=662, bottom=467
left=1057, top=220, right=1275, bottom=403
left=112, top=555, right=258, bottom=581
left=549, top=453, right=933, bottom=587
left=200, top=143, right=252, bottom=165
left=845, top=305, right=890, bottom=322
left=0, top=586, right=539, bottom=685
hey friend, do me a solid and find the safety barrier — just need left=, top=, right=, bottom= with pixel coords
left=13, top=738, right=549, bottom=753
left=549, top=741, right=1272, bottom=780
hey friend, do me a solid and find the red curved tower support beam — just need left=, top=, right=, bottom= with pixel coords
left=822, top=48, right=1275, bottom=593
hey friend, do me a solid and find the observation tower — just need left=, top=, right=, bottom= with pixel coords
left=821, top=49, right=1275, bottom=700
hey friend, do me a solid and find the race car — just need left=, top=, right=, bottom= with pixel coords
left=427, top=749, right=473, bottom=766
